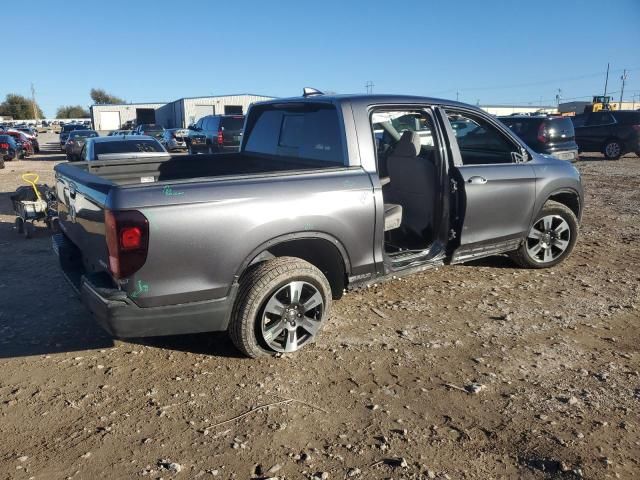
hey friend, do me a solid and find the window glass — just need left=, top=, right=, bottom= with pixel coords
left=446, top=110, right=516, bottom=165
left=221, top=116, right=244, bottom=130
left=587, top=112, right=615, bottom=126
left=245, top=105, right=344, bottom=165
left=371, top=111, right=435, bottom=147
left=571, top=115, right=586, bottom=128
left=94, top=139, right=164, bottom=155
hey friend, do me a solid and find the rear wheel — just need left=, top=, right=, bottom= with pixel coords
left=635, top=151, right=640, bottom=158
left=510, top=201, right=578, bottom=269
left=229, top=257, right=332, bottom=358
left=15, top=217, right=24, bottom=234
left=603, top=140, right=622, bottom=160
left=23, top=221, right=34, bottom=239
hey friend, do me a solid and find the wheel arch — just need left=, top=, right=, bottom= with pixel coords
left=541, top=188, right=582, bottom=221
left=236, top=232, right=352, bottom=299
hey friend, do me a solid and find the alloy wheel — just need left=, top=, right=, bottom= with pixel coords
left=605, top=142, right=621, bottom=158
left=260, top=281, right=324, bottom=353
left=526, top=215, right=571, bottom=263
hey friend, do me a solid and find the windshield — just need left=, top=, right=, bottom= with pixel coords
left=94, top=139, right=164, bottom=155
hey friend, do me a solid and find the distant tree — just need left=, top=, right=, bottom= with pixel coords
left=90, top=88, right=125, bottom=104
left=56, top=105, right=90, bottom=119
left=0, top=94, right=44, bottom=120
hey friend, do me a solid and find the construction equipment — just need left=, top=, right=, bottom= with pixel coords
left=585, top=96, right=617, bottom=113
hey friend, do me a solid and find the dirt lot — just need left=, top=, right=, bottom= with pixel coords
left=0, top=132, right=638, bottom=479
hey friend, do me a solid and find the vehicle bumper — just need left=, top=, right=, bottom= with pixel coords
left=550, top=149, right=578, bottom=162
left=81, top=279, right=235, bottom=337
left=52, top=233, right=235, bottom=338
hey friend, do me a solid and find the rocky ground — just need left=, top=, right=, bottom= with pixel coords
left=0, top=132, right=638, bottom=479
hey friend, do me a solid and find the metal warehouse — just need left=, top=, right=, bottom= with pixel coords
left=91, top=94, right=273, bottom=131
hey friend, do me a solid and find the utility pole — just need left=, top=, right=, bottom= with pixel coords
left=603, top=62, right=610, bottom=97
left=555, top=88, right=562, bottom=107
left=456, top=90, right=459, bottom=102
left=619, top=70, right=628, bottom=109
left=365, top=80, right=375, bottom=94
left=30, top=83, right=38, bottom=122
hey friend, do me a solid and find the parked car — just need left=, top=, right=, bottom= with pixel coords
left=571, top=110, right=640, bottom=159
left=5, top=130, right=33, bottom=158
left=53, top=92, right=583, bottom=358
left=11, top=128, right=40, bottom=153
left=79, top=135, right=168, bottom=161
left=0, top=134, right=19, bottom=164
left=59, top=124, right=89, bottom=151
left=65, top=130, right=99, bottom=160
left=133, top=124, right=165, bottom=140
left=186, top=115, right=245, bottom=154
left=499, top=115, right=579, bottom=162
left=161, top=128, right=189, bottom=151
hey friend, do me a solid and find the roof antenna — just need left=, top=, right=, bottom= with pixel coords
left=303, top=87, right=324, bottom=97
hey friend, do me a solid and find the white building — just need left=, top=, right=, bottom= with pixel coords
left=480, top=104, right=557, bottom=116
left=91, top=94, right=274, bottom=131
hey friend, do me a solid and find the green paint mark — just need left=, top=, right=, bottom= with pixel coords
left=163, top=185, right=185, bottom=196
left=130, top=280, right=149, bottom=298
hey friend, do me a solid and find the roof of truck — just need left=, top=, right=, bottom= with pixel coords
left=254, top=93, right=473, bottom=110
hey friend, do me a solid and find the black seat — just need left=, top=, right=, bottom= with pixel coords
left=385, top=131, right=437, bottom=240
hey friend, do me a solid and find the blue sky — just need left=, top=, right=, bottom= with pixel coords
left=4, top=0, right=640, bottom=117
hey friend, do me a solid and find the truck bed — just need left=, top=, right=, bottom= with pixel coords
left=68, top=152, right=345, bottom=186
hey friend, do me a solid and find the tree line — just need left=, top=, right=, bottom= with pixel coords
left=0, top=88, right=125, bottom=120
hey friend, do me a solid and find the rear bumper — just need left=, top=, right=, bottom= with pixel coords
left=52, top=233, right=235, bottom=338
left=550, top=149, right=578, bottom=162
left=81, top=279, right=235, bottom=337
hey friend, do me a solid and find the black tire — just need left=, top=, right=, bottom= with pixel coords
left=603, top=139, right=622, bottom=160
left=24, top=221, right=34, bottom=239
left=635, top=151, right=640, bottom=158
left=510, top=200, right=578, bottom=269
left=229, top=257, right=332, bottom=358
left=0, top=158, right=4, bottom=169
left=15, top=217, right=24, bottom=234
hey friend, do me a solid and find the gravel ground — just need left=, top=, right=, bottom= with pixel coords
left=0, top=132, right=639, bottom=479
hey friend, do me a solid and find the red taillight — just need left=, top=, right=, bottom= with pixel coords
left=105, top=210, right=149, bottom=279
left=217, top=128, right=223, bottom=145
left=537, top=123, right=548, bottom=143
left=121, top=227, right=142, bottom=250
left=0, top=142, right=9, bottom=149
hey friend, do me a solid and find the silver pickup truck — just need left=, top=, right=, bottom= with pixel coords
left=53, top=92, right=583, bottom=357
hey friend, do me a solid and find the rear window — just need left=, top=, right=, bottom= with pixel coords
left=141, top=124, right=163, bottom=132
left=613, top=111, right=640, bottom=124
left=70, top=130, right=98, bottom=139
left=545, top=117, right=575, bottom=138
left=499, top=117, right=541, bottom=136
left=95, top=139, right=164, bottom=155
left=244, top=104, right=345, bottom=165
left=221, top=117, right=244, bottom=130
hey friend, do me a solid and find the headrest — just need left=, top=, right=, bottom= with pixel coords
left=393, top=130, right=421, bottom=157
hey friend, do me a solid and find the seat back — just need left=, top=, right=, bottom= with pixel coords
left=386, top=131, right=437, bottom=239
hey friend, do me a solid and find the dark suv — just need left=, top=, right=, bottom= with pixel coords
left=186, top=115, right=244, bottom=154
left=133, top=124, right=165, bottom=140
left=499, top=115, right=579, bottom=162
left=59, top=124, right=89, bottom=151
left=571, top=110, right=640, bottom=160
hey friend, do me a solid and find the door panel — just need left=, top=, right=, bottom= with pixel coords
left=456, top=163, right=536, bottom=247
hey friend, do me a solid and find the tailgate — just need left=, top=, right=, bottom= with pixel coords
left=55, top=164, right=113, bottom=274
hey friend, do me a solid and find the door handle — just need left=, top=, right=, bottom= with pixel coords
left=468, top=176, right=487, bottom=185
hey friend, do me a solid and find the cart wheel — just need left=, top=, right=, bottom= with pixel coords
left=15, top=217, right=24, bottom=234
left=24, top=221, right=34, bottom=239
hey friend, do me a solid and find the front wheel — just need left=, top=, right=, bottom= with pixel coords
left=603, top=140, right=622, bottom=160
left=510, top=201, right=578, bottom=269
left=229, top=257, right=332, bottom=358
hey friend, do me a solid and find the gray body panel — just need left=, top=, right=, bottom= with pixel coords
left=53, top=94, right=583, bottom=338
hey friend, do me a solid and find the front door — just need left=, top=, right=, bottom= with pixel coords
left=441, top=108, right=536, bottom=261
